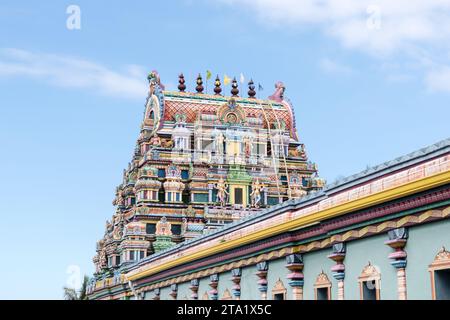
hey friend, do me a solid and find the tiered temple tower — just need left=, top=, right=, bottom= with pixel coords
left=92, top=71, right=325, bottom=280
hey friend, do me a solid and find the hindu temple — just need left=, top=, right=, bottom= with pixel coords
left=91, top=71, right=324, bottom=282
left=88, top=71, right=450, bottom=300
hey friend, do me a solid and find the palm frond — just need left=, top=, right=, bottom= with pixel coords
left=79, top=275, right=89, bottom=300
left=63, top=275, right=90, bottom=300
left=63, top=287, right=79, bottom=300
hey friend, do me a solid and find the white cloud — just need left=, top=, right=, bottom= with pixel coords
left=385, top=73, right=414, bottom=84
left=221, top=0, right=450, bottom=55
left=319, top=58, right=354, bottom=75
left=220, top=0, right=450, bottom=92
left=425, top=66, right=450, bottom=93
left=0, top=48, right=148, bottom=100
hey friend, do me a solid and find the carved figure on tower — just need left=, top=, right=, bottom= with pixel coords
left=150, top=134, right=161, bottom=147
left=161, top=138, right=174, bottom=149
left=145, top=70, right=165, bottom=136
left=98, top=248, right=107, bottom=270
left=181, top=218, right=188, bottom=235
left=299, top=144, right=307, bottom=158
left=250, top=178, right=264, bottom=208
left=112, top=223, right=123, bottom=240
left=155, top=216, right=172, bottom=236
left=268, top=81, right=285, bottom=103
left=288, top=148, right=299, bottom=158
left=215, top=177, right=229, bottom=207
left=216, top=132, right=225, bottom=155
left=148, top=70, right=165, bottom=91
left=289, top=174, right=307, bottom=199
left=243, top=135, right=252, bottom=157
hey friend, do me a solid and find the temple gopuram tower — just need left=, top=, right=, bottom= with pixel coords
left=92, top=71, right=325, bottom=280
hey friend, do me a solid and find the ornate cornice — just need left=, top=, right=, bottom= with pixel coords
left=90, top=202, right=449, bottom=300
left=128, top=204, right=450, bottom=293
left=125, top=158, right=449, bottom=282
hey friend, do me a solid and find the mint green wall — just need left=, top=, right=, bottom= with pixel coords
left=217, top=270, right=233, bottom=299
left=266, top=258, right=290, bottom=300
left=240, top=265, right=260, bottom=299
left=150, top=217, right=450, bottom=300
left=198, top=276, right=210, bottom=300
left=344, top=233, right=397, bottom=300
left=302, top=248, right=336, bottom=300
left=177, top=281, right=190, bottom=300
left=406, top=219, right=450, bottom=300
left=160, top=286, right=170, bottom=300
left=144, top=290, right=153, bottom=300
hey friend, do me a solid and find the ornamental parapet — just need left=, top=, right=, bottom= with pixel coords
left=87, top=274, right=126, bottom=294
left=205, top=207, right=259, bottom=220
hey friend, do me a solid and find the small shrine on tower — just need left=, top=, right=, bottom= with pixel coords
left=92, top=71, right=325, bottom=280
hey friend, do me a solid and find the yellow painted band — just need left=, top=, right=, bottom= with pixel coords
left=126, top=170, right=450, bottom=281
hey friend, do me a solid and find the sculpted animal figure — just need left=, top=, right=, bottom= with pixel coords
left=162, top=139, right=174, bottom=149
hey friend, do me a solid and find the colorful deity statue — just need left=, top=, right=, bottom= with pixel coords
left=289, top=174, right=307, bottom=199
left=146, top=71, right=165, bottom=136
left=98, top=248, right=107, bottom=270
left=288, top=148, right=300, bottom=158
left=299, top=144, right=307, bottom=158
left=181, top=218, right=188, bottom=235
left=268, top=81, right=285, bottom=102
left=161, top=138, right=174, bottom=149
left=243, top=135, right=252, bottom=157
left=155, top=216, right=172, bottom=236
left=112, top=224, right=123, bottom=240
left=113, top=211, right=123, bottom=225
left=250, top=178, right=264, bottom=208
left=184, top=205, right=196, bottom=217
left=216, top=132, right=225, bottom=155
left=215, top=177, right=229, bottom=207
left=150, top=134, right=161, bottom=147
left=148, top=70, right=165, bottom=91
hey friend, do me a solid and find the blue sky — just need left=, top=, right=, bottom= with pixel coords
left=0, top=1, right=449, bottom=299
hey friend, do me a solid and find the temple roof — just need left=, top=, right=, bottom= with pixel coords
left=162, top=91, right=295, bottom=133
left=125, top=137, right=450, bottom=273
left=144, top=71, right=300, bottom=140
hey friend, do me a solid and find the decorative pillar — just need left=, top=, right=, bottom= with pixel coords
left=153, top=288, right=160, bottom=300
left=285, top=254, right=304, bottom=300
left=385, top=228, right=408, bottom=300
left=255, top=261, right=269, bottom=300
left=209, top=274, right=219, bottom=300
left=189, top=279, right=199, bottom=300
left=169, top=284, right=178, bottom=300
left=208, top=184, right=214, bottom=203
left=328, top=243, right=346, bottom=300
left=231, top=268, right=241, bottom=300
left=263, top=187, right=268, bottom=206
